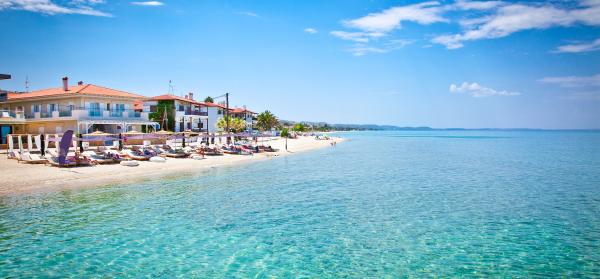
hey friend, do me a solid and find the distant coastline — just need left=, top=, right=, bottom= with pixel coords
left=281, top=120, right=600, bottom=132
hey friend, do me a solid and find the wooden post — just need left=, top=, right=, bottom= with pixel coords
left=118, top=133, right=123, bottom=151
left=40, top=134, right=45, bottom=156
left=78, top=133, right=83, bottom=153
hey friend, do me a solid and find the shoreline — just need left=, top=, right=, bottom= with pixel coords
left=0, top=136, right=344, bottom=197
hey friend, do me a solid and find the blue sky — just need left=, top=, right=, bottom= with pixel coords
left=1, top=0, right=599, bottom=129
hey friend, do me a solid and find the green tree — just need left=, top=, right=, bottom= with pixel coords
left=280, top=128, right=289, bottom=138
left=216, top=116, right=247, bottom=132
left=292, top=123, right=306, bottom=132
left=149, top=100, right=175, bottom=131
left=256, top=110, right=278, bottom=132
left=204, top=96, right=214, bottom=103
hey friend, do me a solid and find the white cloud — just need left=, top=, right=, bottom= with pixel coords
left=451, top=0, right=505, bottom=11
left=330, top=31, right=385, bottom=43
left=450, top=82, right=520, bottom=97
left=539, top=74, right=600, bottom=88
left=349, top=39, right=414, bottom=56
left=330, top=0, right=600, bottom=52
left=304, top=28, right=318, bottom=34
left=0, top=0, right=110, bottom=16
left=343, top=1, right=447, bottom=33
left=236, top=11, right=259, bottom=17
left=131, top=1, right=163, bottom=6
left=433, top=1, right=600, bottom=49
left=349, top=45, right=387, bottom=56
left=554, top=38, right=600, bottom=53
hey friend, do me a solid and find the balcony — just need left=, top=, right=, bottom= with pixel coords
left=185, top=110, right=208, bottom=116
left=59, top=109, right=72, bottom=117
left=110, top=110, right=123, bottom=117
left=8, top=107, right=150, bottom=121
left=88, top=109, right=102, bottom=117
left=0, top=110, right=26, bottom=124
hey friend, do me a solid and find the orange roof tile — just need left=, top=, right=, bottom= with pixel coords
left=133, top=100, right=143, bottom=110
left=6, top=84, right=145, bottom=101
left=230, top=107, right=256, bottom=114
left=200, top=102, right=226, bottom=108
left=145, top=94, right=200, bottom=104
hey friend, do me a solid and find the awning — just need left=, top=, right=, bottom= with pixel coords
left=79, top=120, right=160, bottom=131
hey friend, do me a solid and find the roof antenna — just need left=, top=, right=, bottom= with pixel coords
left=25, top=75, right=30, bottom=92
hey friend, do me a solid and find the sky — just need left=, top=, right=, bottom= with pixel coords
left=0, top=0, right=599, bottom=129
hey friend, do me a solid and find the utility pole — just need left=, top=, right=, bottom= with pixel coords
left=225, top=92, right=229, bottom=133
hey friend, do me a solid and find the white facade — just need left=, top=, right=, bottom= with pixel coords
left=206, top=106, right=224, bottom=133
left=144, top=98, right=209, bottom=133
left=1, top=92, right=155, bottom=134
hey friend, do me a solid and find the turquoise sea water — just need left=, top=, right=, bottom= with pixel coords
left=1, top=131, right=600, bottom=277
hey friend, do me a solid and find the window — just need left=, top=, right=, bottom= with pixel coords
left=178, top=105, right=184, bottom=111
left=89, top=102, right=101, bottom=117
left=33, top=105, right=40, bottom=113
left=150, top=105, right=157, bottom=112
left=48, top=104, right=57, bottom=112
left=106, top=103, right=111, bottom=111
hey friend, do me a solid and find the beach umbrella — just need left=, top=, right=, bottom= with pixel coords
left=153, top=130, right=174, bottom=136
left=181, top=130, right=199, bottom=136
left=123, top=130, right=144, bottom=135
left=83, top=130, right=113, bottom=136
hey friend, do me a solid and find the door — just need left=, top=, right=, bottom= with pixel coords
left=1, top=125, right=11, bottom=144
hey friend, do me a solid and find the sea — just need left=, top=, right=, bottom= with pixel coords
left=1, top=130, right=599, bottom=277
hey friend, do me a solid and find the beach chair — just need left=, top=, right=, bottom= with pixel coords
left=18, top=153, right=48, bottom=164
left=46, top=156, right=78, bottom=167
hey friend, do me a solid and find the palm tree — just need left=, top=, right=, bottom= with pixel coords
left=204, top=96, right=214, bottom=103
left=292, top=123, right=306, bottom=132
left=256, top=110, right=278, bottom=132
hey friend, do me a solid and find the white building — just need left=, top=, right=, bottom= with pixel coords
left=0, top=77, right=158, bottom=140
left=143, top=93, right=209, bottom=133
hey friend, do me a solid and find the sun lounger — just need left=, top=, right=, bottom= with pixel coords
left=123, top=149, right=150, bottom=161
left=82, top=151, right=115, bottom=164
left=46, top=156, right=78, bottom=167
left=18, top=153, right=48, bottom=164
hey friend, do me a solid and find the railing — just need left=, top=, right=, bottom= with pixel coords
left=2, top=107, right=148, bottom=120
left=0, top=110, right=18, bottom=118
left=59, top=110, right=72, bottom=117
left=88, top=109, right=102, bottom=117
left=185, top=110, right=208, bottom=116
left=110, top=110, right=123, bottom=117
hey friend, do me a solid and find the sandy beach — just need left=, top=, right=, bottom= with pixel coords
left=0, top=136, right=343, bottom=196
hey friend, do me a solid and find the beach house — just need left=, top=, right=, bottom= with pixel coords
left=0, top=77, right=158, bottom=138
left=144, top=93, right=210, bottom=133
left=230, top=107, right=257, bottom=131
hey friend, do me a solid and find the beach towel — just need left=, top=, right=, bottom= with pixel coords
left=34, top=135, right=41, bottom=151
left=17, top=135, right=23, bottom=153
left=8, top=134, right=13, bottom=152
left=58, top=130, right=73, bottom=165
left=27, top=135, right=33, bottom=152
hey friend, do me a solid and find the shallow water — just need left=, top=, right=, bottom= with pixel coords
left=1, top=131, right=600, bottom=277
